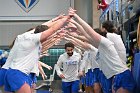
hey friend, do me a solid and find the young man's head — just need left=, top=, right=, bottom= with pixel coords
left=65, top=42, right=74, bottom=56
left=101, top=20, right=115, bottom=33
left=94, top=28, right=107, bottom=37
left=34, top=25, right=49, bottom=34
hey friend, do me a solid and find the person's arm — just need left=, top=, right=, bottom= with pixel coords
left=40, top=16, right=70, bottom=43
left=64, top=36, right=86, bottom=51
left=69, top=8, right=101, bottom=48
left=67, top=30, right=90, bottom=43
left=42, top=29, right=64, bottom=47
left=40, top=51, right=49, bottom=58
left=39, top=61, right=52, bottom=70
left=42, top=36, right=58, bottom=48
left=64, top=37, right=82, bottom=49
left=68, top=34, right=90, bottom=48
left=65, top=19, right=91, bottom=43
left=42, top=14, right=65, bottom=27
left=64, top=37, right=86, bottom=54
left=41, top=31, right=63, bottom=50
left=65, top=36, right=83, bottom=48
left=38, top=62, right=47, bottom=80
left=42, top=29, right=63, bottom=45
left=74, top=47, right=82, bottom=55
left=55, top=56, right=65, bottom=79
left=66, top=33, right=92, bottom=50
left=69, top=19, right=93, bottom=42
left=41, top=38, right=61, bottom=53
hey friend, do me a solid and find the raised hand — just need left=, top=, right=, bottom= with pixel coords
left=41, top=74, right=47, bottom=80
left=68, top=7, right=77, bottom=17
left=64, top=22, right=77, bottom=32
left=56, top=28, right=67, bottom=37
left=47, top=66, right=52, bottom=70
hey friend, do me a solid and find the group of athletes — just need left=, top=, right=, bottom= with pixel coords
left=0, top=8, right=136, bottom=93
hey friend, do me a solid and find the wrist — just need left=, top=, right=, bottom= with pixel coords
left=73, top=14, right=78, bottom=18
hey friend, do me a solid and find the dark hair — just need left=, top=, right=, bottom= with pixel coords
left=34, top=25, right=49, bottom=34
left=102, top=21, right=115, bottom=33
left=65, top=42, right=74, bottom=49
left=94, top=28, right=107, bottom=37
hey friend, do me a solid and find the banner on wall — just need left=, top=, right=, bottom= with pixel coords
left=15, top=0, right=39, bottom=13
left=0, top=0, right=74, bottom=20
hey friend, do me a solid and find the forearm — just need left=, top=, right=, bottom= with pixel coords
left=70, top=36, right=85, bottom=47
left=42, top=16, right=63, bottom=27
left=75, top=35, right=90, bottom=44
left=45, top=29, right=62, bottom=41
left=72, top=20, right=92, bottom=41
left=39, top=61, right=50, bottom=69
left=41, top=42, right=55, bottom=53
left=38, top=62, right=46, bottom=76
left=42, top=36, right=60, bottom=51
left=55, top=64, right=62, bottom=76
left=66, top=36, right=79, bottom=46
left=74, top=14, right=101, bottom=48
left=67, top=35, right=87, bottom=49
left=76, top=46, right=85, bottom=52
left=64, top=37, right=82, bottom=48
left=40, top=16, right=70, bottom=43
left=76, top=39, right=91, bottom=50
left=42, top=37, right=56, bottom=47
left=41, top=44, right=53, bottom=53
left=71, top=39, right=83, bottom=48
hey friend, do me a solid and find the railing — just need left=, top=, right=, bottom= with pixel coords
left=99, top=0, right=116, bottom=23
left=99, top=0, right=135, bottom=27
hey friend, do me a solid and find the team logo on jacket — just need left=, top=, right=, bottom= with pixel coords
left=15, top=0, right=39, bottom=13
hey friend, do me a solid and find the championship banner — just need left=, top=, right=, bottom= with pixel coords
left=15, top=0, right=39, bottom=13
left=0, top=0, right=74, bottom=20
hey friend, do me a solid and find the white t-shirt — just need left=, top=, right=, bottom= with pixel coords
left=56, top=51, right=81, bottom=82
left=96, top=36, right=128, bottom=79
left=80, top=46, right=99, bottom=73
left=30, top=63, right=39, bottom=76
left=79, top=59, right=85, bottom=71
left=107, top=33, right=127, bottom=65
left=89, top=45, right=99, bottom=69
left=2, top=38, right=18, bottom=69
left=81, top=51, right=91, bottom=73
left=8, top=31, right=41, bottom=75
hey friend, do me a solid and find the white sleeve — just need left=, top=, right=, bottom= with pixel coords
left=2, top=39, right=18, bottom=69
left=79, top=60, right=86, bottom=71
left=55, top=55, right=63, bottom=76
left=78, top=54, right=82, bottom=70
left=79, top=52, right=88, bottom=71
